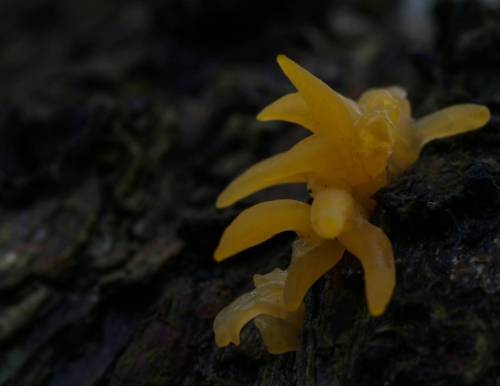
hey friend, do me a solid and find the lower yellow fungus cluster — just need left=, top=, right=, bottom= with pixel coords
left=212, top=55, right=490, bottom=354
left=214, top=268, right=304, bottom=354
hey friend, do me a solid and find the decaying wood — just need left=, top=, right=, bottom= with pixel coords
left=1, top=1, right=500, bottom=385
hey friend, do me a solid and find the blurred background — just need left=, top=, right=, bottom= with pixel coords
left=1, top=0, right=500, bottom=385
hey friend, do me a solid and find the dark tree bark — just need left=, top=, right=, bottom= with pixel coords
left=1, top=1, right=500, bottom=385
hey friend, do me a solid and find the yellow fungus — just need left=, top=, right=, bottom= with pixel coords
left=337, top=215, right=395, bottom=316
left=212, top=55, right=490, bottom=353
left=284, top=240, right=344, bottom=311
left=254, top=315, right=303, bottom=354
left=415, top=104, right=490, bottom=149
left=214, top=199, right=320, bottom=262
left=310, top=188, right=355, bottom=239
left=257, top=92, right=315, bottom=131
left=213, top=268, right=304, bottom=351
left=276, top=55, right=358, bottom=139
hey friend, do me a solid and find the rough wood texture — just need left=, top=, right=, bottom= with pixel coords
left=1, top=0, right=500, bottom=385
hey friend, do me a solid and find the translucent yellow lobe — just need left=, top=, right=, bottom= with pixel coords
left=310, top=188, right=355, bottom=239
left=257, top=92, right=316, bottom=132
left=284, top=240, right=345, bottom=311
left=215, top=152, right=306, bottom=209
left=415, top=104, right=490, bottom=149
left=254, top=314, right=303, bottom=354
left=214, top=200, right=318, bottom=262
left=216, top=134, right=354, bottom=208
left=213, top=269, right=304, bottom=352
left=338, top=218, right=395, bottom=316
left=276, top=55, right=357, bottom=146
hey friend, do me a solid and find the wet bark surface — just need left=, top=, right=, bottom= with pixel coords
left=1, top=0, right=500, bottom=385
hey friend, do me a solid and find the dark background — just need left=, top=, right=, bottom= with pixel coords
left=1, top=0, right=500, bottom=385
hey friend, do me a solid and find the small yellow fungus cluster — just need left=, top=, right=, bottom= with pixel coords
left=213, top=55, right=490, bottom=354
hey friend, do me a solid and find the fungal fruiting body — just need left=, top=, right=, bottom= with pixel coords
left=213, top=268, right=305, bottom=354
left=213, top=55, right=490, bottom=353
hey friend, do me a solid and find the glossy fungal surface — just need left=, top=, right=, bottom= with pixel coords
left=212, top=55, right=490, bottom=353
